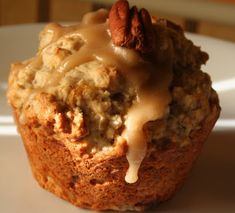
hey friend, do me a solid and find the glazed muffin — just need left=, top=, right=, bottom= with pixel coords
left=7, top=0, right=220, bottom=211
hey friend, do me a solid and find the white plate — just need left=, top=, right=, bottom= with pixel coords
left=0, top=24, right=235, bottom=213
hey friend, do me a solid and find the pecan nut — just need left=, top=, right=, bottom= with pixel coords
left=109, top=0, right=154, bottom=54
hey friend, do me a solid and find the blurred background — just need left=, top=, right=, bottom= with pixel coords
left=0, top=0, right=235, bottom=42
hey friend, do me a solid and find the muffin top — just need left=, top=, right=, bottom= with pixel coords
left=8, top=0, right=215, bottom=183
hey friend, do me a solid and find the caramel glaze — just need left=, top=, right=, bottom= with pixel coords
left=25, top=9, right=173, bottom=184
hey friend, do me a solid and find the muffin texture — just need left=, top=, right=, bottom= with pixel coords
left=8, top=0, right=220, bottom=211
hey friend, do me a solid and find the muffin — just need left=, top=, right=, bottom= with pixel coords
left=7, top=0, right=220, bottom=211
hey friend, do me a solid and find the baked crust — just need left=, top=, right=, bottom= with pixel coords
left=13, top=95, right=220, bottom=211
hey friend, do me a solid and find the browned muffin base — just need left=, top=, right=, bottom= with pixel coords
left=14, top=98, right=220, bottom=211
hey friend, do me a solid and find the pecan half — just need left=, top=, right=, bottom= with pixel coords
left=108, top=0, right=154, bottom=54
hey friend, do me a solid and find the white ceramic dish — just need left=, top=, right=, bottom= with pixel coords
left=0, top=24, right=235, bottom=213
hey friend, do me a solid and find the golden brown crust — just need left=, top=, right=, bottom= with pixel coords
left=13, top=96, right=220, bottom=211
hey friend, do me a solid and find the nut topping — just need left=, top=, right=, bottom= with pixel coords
left=109, top=0, right=154, bottom=54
